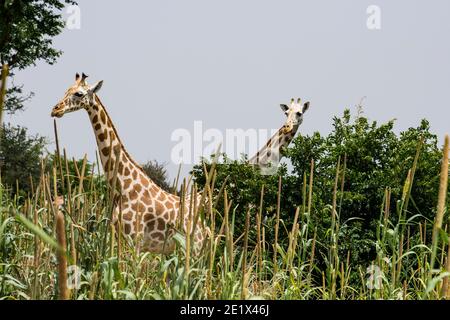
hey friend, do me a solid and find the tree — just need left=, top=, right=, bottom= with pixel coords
left=192, top=154, right=298, bottom=249
left=289, top=110, right=442, bottom=224
left=0, top=124, right=47, bottom=195
left=0, top=0, right=76, bottom=113
left=193, top=109, right=444, bottom=270
left=141, top=160, right=172, bottom=192
left=288, top=109, right=443, bottom=266
left=0, top=0, right=76, bottom=195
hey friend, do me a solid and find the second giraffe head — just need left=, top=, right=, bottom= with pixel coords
left=280, top=98, right=310, bottom=134
left=51, top=73, right=103, bottom=118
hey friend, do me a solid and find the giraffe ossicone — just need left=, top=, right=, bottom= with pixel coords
left=51, top=73, right=208, bottom=254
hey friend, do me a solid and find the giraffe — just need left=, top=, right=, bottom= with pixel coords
left=51, top=73, right=207, bottom=254
left=248, top=98, right=310, bottom=172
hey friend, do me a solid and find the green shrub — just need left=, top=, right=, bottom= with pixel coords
left=0, top=124, right=47, bottom=196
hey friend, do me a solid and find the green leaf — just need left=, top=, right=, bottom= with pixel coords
left=426, top=272, right=450, bottom=295
left=15, top=214, right=62, bottom=252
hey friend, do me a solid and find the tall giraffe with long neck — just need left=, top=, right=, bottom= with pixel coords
left=248, top=98, right=310, bottom=172
left=51, top=73, right=207, bottom=254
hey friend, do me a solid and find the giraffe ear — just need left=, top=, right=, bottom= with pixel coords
left=302, top=102, right=310, bottom=113
left=280, top=104, right=289, bottom=112
left=89, top=80, right=103, bottom=94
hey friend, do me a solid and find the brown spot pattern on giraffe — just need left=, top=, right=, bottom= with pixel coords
left=100, top=110, right=106, bottom=123
left=153, top=232, right=165, bottom=241
left=142, top=196, right=152, bottom=206
left=146, top=219, right=156, bottom=231
left=101, top=147, right=110, bottom=157
left=140, top=175, right=149, bottom=187
left=123, top=212, right=133, bottom=221
left=98, top=129, right=108, bottom=142
left=123, top=178, right=132, bottom=190
left=155, top=201, right=165, bottom=215
left=157, top=218, right=166, bottom=231
left=134, top=184, right=142, bottom=193
left=129, top=189, right=138, bottom=200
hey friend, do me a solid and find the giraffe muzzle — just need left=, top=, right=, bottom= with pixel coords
left=283, top=124, right=293, bottom=134
left=51, top=105, right=64, bottom=118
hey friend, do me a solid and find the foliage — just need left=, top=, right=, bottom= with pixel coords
left=288, top=110, right=442, bottom=265
left=0, top=0, right=76, bottom=113
left=0, top=134, right=448, bottom=300
left=0, top=124, right=47, bottom=195
left=192, top=109, right=444, bottom=271
left=0, top=0, right=77, bottom=197
left=141, top=160, right=172, bottom=192
left=192, top=155, right=300, bottom=248
left=45, top=153, right=94, bottom=196
left=290, top=110, right=441, bottom=221
left=0, top=107, right=447, bottom=300
left=3, top=83, right=34, bottom=115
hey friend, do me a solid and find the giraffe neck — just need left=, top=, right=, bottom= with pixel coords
left=87, top=96, right=156, bottom=190
left=248, top=123, right=299, bottom=165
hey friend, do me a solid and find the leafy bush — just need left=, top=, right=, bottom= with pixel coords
left=0, top=124, right=47, bottom=196
left=0, top=109, right=448, bottom=300
left=193, top=109, right=444, bottom=270
left=45, top=153, right=95, bottom=196
left=141, top=160, right=172, bottom=192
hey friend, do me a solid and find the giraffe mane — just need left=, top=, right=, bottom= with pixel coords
left=94, top=95, right=149, bottom=178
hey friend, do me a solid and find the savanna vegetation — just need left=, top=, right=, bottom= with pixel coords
left=0, top=0, right=449, bottom=301
left=0, top=108, right=449, bottom=300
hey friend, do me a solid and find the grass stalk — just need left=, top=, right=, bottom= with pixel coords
left=273, top=176, right=282, bottom=274
left=55, top=209, right=68, bottom=300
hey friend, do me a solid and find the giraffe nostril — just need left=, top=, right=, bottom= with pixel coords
left=51, top=106, right=64, bottom=118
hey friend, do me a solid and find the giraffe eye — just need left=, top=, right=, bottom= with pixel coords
left=296, top=111, right=302, bottom=116
left=74, top=92, right=84, bottom=98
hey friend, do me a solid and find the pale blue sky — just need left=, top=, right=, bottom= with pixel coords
left=8, top=0, right=450, bottom=180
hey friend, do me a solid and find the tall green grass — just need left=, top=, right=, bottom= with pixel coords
left=0, top=134, right=449, bottom=300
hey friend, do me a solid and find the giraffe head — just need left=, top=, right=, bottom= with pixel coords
left=51, top=73, right=103, bottom=118
left=280, top=98, right=310, bottom=134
